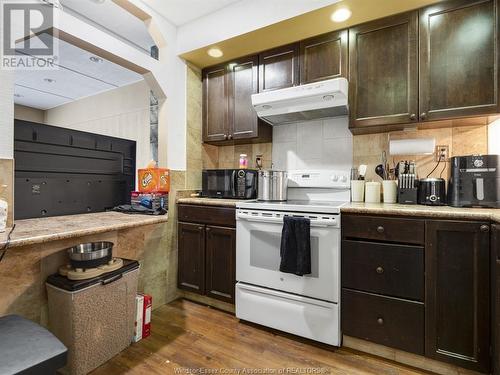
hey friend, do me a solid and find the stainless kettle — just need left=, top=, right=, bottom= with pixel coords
left=258, top=170, right=288, bottom=201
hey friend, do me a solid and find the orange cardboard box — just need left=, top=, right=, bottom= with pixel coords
left=138, top=168, right=170, bottom=193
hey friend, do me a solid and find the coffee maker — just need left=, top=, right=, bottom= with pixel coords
left=448, top=155, right=500, bottom=208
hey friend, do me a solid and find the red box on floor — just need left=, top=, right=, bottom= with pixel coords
left=141, top=294, right=152, bottom=339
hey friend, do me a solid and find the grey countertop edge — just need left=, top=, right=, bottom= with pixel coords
left=0, top=212, right=169, bottom=249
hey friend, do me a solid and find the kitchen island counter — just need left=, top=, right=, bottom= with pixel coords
left=342, top=202, right=500, bottom=223
left=0, top=211, right=168, bottom=249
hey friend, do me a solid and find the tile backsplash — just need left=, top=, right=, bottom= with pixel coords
left=272, top=117, right=353, bottom=171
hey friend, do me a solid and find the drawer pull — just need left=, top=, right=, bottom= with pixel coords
left=480, top=225, right=489, bottom=233
left=376, top=226, right=385, bottom=234
left=377, top=317, right=384, bottom=325
left=376, top=266, right=384, bottom=274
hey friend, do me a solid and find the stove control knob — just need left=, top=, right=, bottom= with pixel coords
left=340, top=175, right=348, bottom=183
left=331, top=175, right=339, bottom=182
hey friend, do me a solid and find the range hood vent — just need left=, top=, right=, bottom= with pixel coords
left=252, top=78, right=349, bottom=126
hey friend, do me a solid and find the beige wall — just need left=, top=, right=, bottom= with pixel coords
left=354, top=116, right=492, bottom=182
left=14, top=105, right=45, bottom=123
left=45, top=80, right=151, bottom=171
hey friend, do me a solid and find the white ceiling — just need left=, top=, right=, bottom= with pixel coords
left=60, top=0, right=155, bottom=53
left=141, top=0, right=241, bottom=26
left=14, top=34, right=144, bottom=110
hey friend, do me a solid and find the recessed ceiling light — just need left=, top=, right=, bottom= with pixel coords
left=44, top=78, right=56, bottom=83
left=207, top=48, right=224, bottom=58
left=89, top=56, right=103, bottom=63
left=331, top=8, right=352, bottom=23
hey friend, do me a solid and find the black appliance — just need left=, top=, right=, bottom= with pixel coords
left=449, top=155, right=500, bottom=208
left=14, top=120, right=136, bottom=219
left=202, top=169, right=258, bottom=199
left=418, top=178, right=446, bottom=206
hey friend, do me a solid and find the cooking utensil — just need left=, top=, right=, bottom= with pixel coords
left=375, top=164, right=385, bottom=180
left=67, top=241, right=114, bottom=269
left=358, top=165, right=367, bottom=180
left=258, top=170, right=288, bottom=201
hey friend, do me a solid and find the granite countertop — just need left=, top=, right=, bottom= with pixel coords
left=177, top=197, right=252, bottom=207
left=0, top=211, right=168, bottom=249
left=342, top=202, right=500, bottom=223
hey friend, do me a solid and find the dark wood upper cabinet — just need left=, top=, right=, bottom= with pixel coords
left=205, top=225, right=236, bottom=303
left=178, top=222, right=206, bottom=295
left=259, top=44, right=299, bottom=92
left=493, top=224, right=500, bottom=375
left=203, top=64, right=229, bottom=143
left=425, top=220, right=490, bottom=373
left=349, top=11, right=419, bottom=130
left=300, top=29, right=348, bottom=84
left=419, top=0, right=499, bottom=122
left=228, top=55, right=259, bottom=140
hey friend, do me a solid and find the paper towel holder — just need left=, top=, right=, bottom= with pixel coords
left=389, top=138, right=436, bottom=156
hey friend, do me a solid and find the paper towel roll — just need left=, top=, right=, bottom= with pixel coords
left=389, top=138, right=436, bottom=155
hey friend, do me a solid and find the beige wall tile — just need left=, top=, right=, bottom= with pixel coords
left=452, top=126, right=488, bottom=156
left=0, top=158, right=14, bottom=227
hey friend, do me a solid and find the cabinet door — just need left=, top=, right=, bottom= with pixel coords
left=425, top=220, right=490, bottom=373
left=349, top=12, right=418, bottom=129
left=178, top=222, right=206, bottom=294
left=493, top=224, right=500, bottom=375
left=419, top=0, right=499, bottom=121
left=259, top=44, right=299, bottom=92
left=205, top=225, right=236, bottom=304
left=203, top=64, right=229, bottom=142
left=300, top=30, right=348, bottom=84
left=227, top=55, right=259, bottom=140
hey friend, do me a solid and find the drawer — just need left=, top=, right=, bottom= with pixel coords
left=178, top=204, right=236, bottom=227
left=342, top=289, right=424, bottom=355
left=342, top=215, right=424, bottom=245
left=342, top=240, right=424, bottom=301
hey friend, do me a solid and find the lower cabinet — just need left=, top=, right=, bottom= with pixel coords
left=342, top=215, right=492, bottom=373
left=425, top=220, right=490, bottom=373
left=177, top=204, right=236, bottom=304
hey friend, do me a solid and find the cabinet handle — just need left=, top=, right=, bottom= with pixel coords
left=376, top=266, right=384, bottom=274
left=376, top=226, right=385, bottom=234
left=228, top=134, right=233, bottom=140
left=377, top=317, right=384, bottom=325
left=224, top=134, right=228, bottom=140
left=480, top=225, right=490, bottom=233
left=420, top=112, right=427, bottom=120
left=410, top=114, right=416, bottom=120
left=198, top=226, right=204, bottom=231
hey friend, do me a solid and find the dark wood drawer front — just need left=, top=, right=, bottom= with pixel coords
left=178, top=204, right=236, bottom=227
left=342, top=215, right=424, bottom=245
left=342, top=240, right=424, bottom=301
left=342, top=289, right=424, bottom=355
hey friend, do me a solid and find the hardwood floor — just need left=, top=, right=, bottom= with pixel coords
left=91, top=299, right=432, bottom=375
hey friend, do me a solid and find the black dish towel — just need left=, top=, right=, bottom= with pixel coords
left=279, top=216, right=311, bottom=276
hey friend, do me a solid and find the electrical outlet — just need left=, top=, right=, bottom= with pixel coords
left=435, top=145, right=449, bottom=162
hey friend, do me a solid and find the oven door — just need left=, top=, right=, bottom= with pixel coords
left=236, top=209, right=340, bottom=302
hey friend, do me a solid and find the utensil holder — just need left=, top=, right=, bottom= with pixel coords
left=351, top=181, right=365, bottom=202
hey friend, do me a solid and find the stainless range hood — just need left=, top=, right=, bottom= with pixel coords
left=251, top=77, right=348, bottom=126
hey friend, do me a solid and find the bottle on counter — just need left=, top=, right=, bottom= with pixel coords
left=0, top=185, right=8, bottom=233
left=239, top=154, right=249, bottom=169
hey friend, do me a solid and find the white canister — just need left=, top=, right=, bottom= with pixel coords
left=365, top=182, right=382, bottom=203
left=351, top=181, right=365, bottom=202
left=382, top=180, right=398, bottom=204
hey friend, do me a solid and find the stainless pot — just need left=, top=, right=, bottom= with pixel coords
left=258, top=170, right=288, bottom=201
left=67, top=241, right=114, bottom=269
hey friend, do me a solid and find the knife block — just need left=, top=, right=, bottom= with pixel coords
left=398, top=187, right=418, bottom=205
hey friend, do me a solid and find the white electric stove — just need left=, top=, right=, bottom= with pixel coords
left=235, top=170, right=350, bottom=346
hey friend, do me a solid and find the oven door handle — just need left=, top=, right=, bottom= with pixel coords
left=236, top=212, right=337, bottom=227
